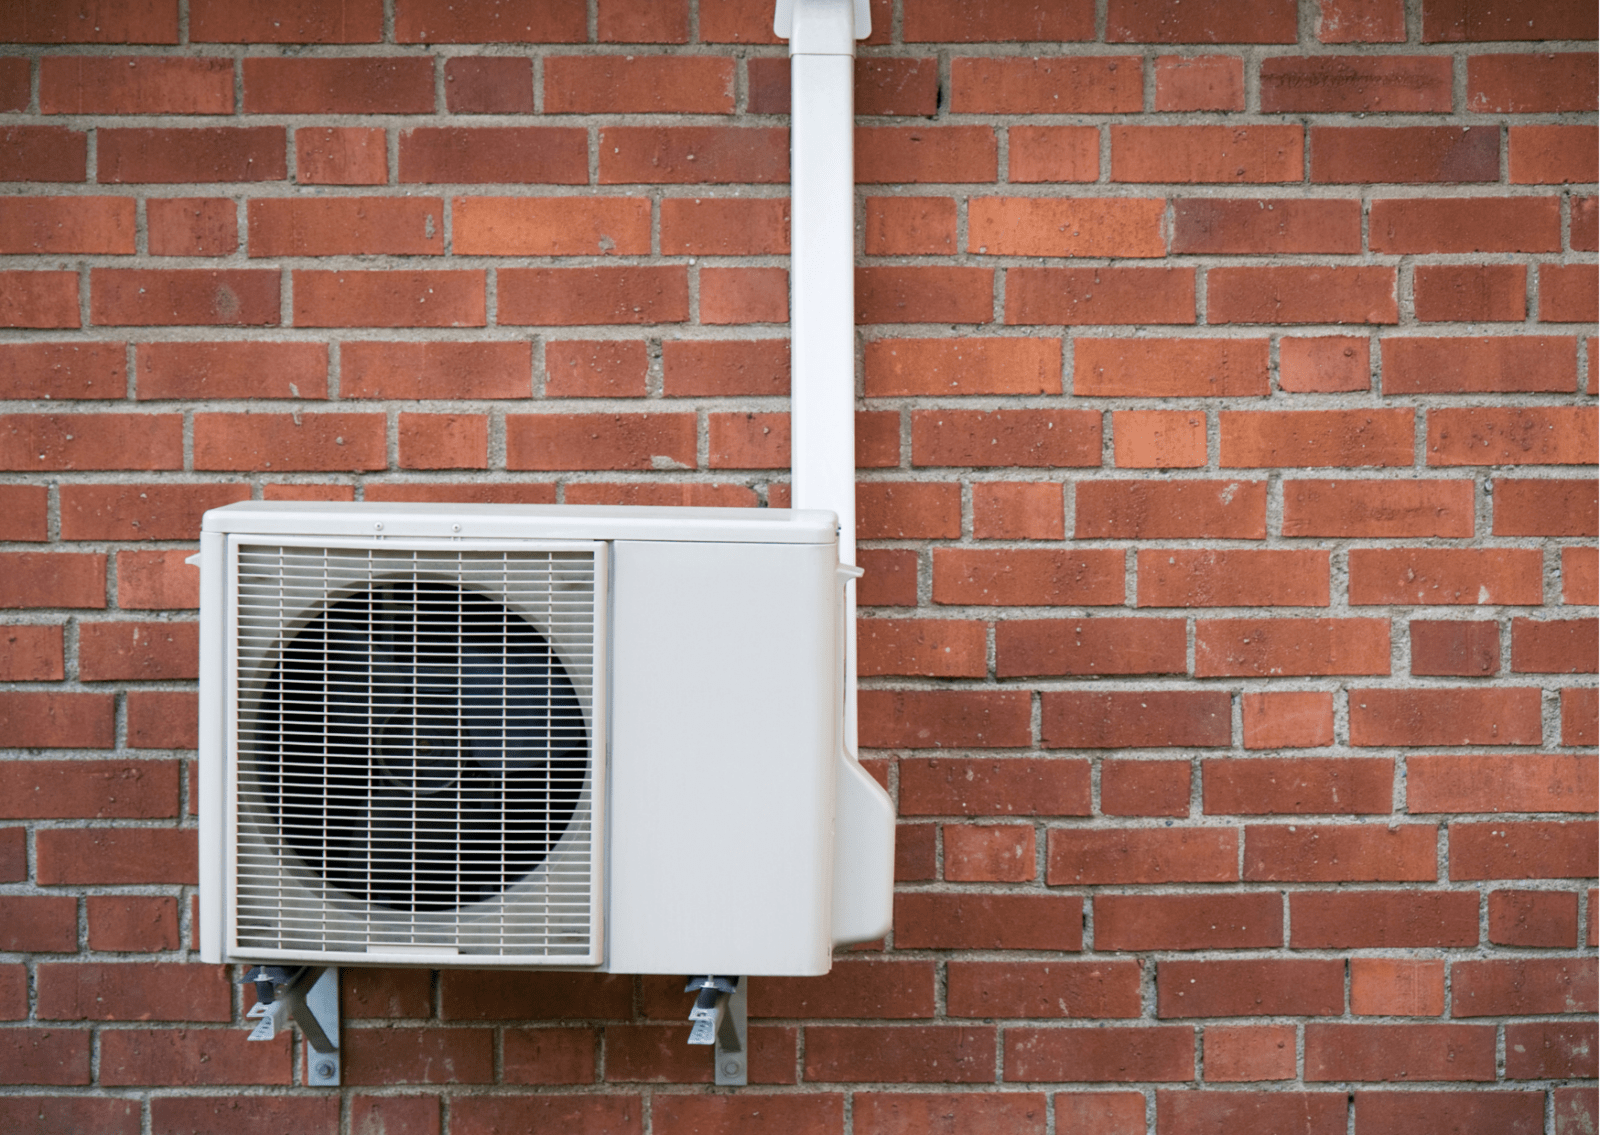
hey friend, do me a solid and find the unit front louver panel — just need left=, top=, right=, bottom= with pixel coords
left=230, top=541, right=602, bottom=963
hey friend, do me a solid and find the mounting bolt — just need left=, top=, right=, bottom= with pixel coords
left=721, top=1059, right=742, bottom=1076
left=313, top=1060, right=336, bottom=1080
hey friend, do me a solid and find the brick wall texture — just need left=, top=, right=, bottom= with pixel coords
left=0, top=0, right=1596, bottom=1131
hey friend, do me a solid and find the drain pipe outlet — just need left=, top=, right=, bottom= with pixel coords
left=776, top=0, right=894, bottom=946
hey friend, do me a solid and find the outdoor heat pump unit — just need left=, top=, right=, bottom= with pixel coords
left=196, top=502, right=895, bottom=977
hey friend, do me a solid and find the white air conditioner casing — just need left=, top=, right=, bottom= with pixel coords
left=197, top=501, right=894, bottom=977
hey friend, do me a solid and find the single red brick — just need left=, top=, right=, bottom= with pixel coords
left=293, top=270, right=483, bottom=328
left=0, top=270, right=81, bottom=328
left=1385, top=336, right=1576, bottom=395
left=193, top=412, right=385, bottom=472
left=1278, top=336, right=1370, bottom=393
left=1507, top=1021, right=1599, bottom=1080
left=61, top=483, right=247, bottom=541
left=947, top=961, right=1140, bottom=1022
left=1166, top=1091, right=1351, bottom=1135
left=0, top=553, right=107, bottom=608
left=1562, top=688, right=1597, bottom=744
left=804, top=1026, right=996, bottom=1083
left=706, top=410, right=787, bottom=468
left=98, top=127, right=285, bottom=184
left=700, top=266, right=787, bottom=324
left=102, top=1027, right=291, bottom=1087
left=500, top=266, right=687, bottom=326
left=1451, top=821, right=1599, bottom=881
left=126, top=691, right=197, bottom=750
left=857, top=483, right=962, bottom=538
left=1211, top=266, right=1397, bottom=325
left=1371, top=197, right=1562, bottom=254
left=1078, top=480, right=1265, bottom=540
left=137, top=341, right=325, bottom=400
left=904, top=0, right=1093, bottom=41
left=146, top=197, right=237, bottom=258
left=1112, top=125, right=1303, bottom=183
left=342, top=1028, right=494, bottom=1086
left=0, top=624, right=64, bottom=681
left=1510, top=125, right=1597, bottom=184
left=853, top=56, right=939, bottom=115
left=856, top=266, right=994, bottom=324
left=1075, top=338, right=1269, bottom=398
left=1160, top=958, right=1345, bottom=1018
left=950, top=56, right=1139, bottom=114
left=399, top=126, right=587, bottom=185
left=1204, top=757, right=1393, bottom=815
left=1111, top=410, right=1205, bottom=469
left=696, top=0, right=784, bottom=44
left=1307, top=1023, right=1495, bottom=1083
left=1292, top=891, right=1479, bottom=949
left=1263, top=55, right=1452, bottom=112
left=858, top=618, right=987, bottom=679
left=1351, top=548, right=1545, bottom=606
left=1352, top=687, right=1544, bottom=746
left=934, top=548, right=1124, bottom=607
left=1097, top=893, right=1280, bottom=951
left=1101, top=759, right=1191, bottom=817
left=150, top=1098, right=342, bottom=1135
left=249, top=197, right=442, bottom=258
left=1319, top=0, right=1406, bottom=41
left=0, top=58, right=22, bottom=111
left=862, top=196, right=954, bottom=255
left=1173, top=198, right=1359, bottom=256
left=1008, top=125, right=1100, bottom=183
left=1007, top=267, right=1195, bottom=325
left=1110, top=0, right=1299, bottom=39
left=661, top=197, right=788, bottom=255
left=859, top=690, right=1033, bottom=750
left=1413, top=265, right=1529, bottom=323
left=264, top=484, right=358, bottom=502
left=1427, top=406, right=1598, bottom=467
left=91, top=268, right=279, bottom=326
left=1137, top=548, right=1331, bottom=607
left=1410, top=619, right=1500, bottom=677
left=41, top=55, right=231, bottom=114
left=894, top=823, right=936, bottom=882
left=342, top=341, right=529, bottom=400
left=295, top=126, right=388, bottom=186
left=441, top=56, right=533, bottom=116
left=543, top=340, right=647, bottom=399
left=1489, top=890, right=1580, bottom=947
left=0, top=196, right=135, bottom=255
left=1557, top=1087, right=1599, bottom=1135
left=87, top=896, right=180, bottom=953
left=1221, top=408, right=1414, bottom=468
left=1196, top=617, right=1390, bottom=678
left=942, top=824, right=1034, bottom=882
left=547, top=56, right=733, bottom=115
left=1350, top=958, right=1447, bottom=1017
left=0, top=125, right=87, bottom=182
left=1357, top=1092, right=1544, bottom=1135
left=912, top=409, right=1100, bottom=468
left=0, top=341, right=126, bottom=400
left=349, top=1096, right=443, bottom=1135
left=0, top=758, right=178, bottom=819
left=335, top=968, right=431, bottom=1020
left=0, top=895, right=76, bottom=951
left=972, top=482, right=1065, bottom=540
left=440, top=972, right=631, bottom=1021
left=505, top=412, right=694, bottom=472
left=244, top=56, right=432, bottom=113
left=898, top=758, right=1090, bottom=816
left=1244, top=823, right=1438, bottom=882
left=970, top=198, right=1166, bottom=258
left=398, top=413, right=487, bottom=471
left=1011, top=1031, right=1195, bottom=1089
left=395, top=0, right=587, bottom=41
left=1453, top=956, right=1599, bottom=1016
left=1284, top=479, right=1474, bottom=540
left=599, top=0, right=688, bottom=43
left=865, top=337, right=1059, bottom=397
left=1414, top=752, right=1598, bottom=814
left=651, top=1094, right=834, bottom=1134
left=1204, top=1028, right=1300, bottom=1087
left=750, top=960, right=935, bottom=1020
left=36, top=829, right=196, bottom=886
left=1542, top=264, right=1599, bottom=323
left=996, top=618, right=1186, bottom=679
left=1513, top=617, right=1598, bottom=673
left=0, top=1029, right=92, bottom=1085
left=500, top=1027, right=600, bottom=1085
left=0, top=831, right=20, bottom=883
left=1155, top=54, right=1244, bottom=110
left=1048, top=827, right=1238, bottom=884
left=1319, top=124, right=1501, bottom=184
left=599, top=125, right=787, bottom=184
left=1467, top=52, right=1598, bottom=111
left=856, top=1093, right=1046, bottom=1135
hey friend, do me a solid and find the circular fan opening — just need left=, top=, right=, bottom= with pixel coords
left=252, top=579, right=588, bottom=913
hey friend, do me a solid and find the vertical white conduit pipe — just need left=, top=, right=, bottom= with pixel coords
left=776, top=0, right=895, bottom=945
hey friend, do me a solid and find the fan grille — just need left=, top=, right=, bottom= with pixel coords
left=231, top=542, right=600, bottom=961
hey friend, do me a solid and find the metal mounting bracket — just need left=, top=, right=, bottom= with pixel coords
left=685, top=975, right=747, bottom=1085
left=242, top=965, right=341, bottom=1086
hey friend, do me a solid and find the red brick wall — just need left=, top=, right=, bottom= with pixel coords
left=1, top=0, right=1596, bottom=1131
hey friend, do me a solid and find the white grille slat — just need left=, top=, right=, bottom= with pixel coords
left=231, top=542, right=600, bottom=962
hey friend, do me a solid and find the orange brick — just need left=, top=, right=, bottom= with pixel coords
left=40, top=55, right=233, bottom=115
left=1279, top=336, right=1370, bottom=393
left=506, top=413, right=695, bottom=472
left=858, top=619, right=987, bottom=679
left=599, top=125, right=786, bottom=185
left=1348, top=548, right=1545, bottom=606
left=912, top=409, right=1100, bottom=468
left=934, top=549, right=1124, bottom=607
left=1006, top=267, right=1195, bottom=325
left=943, top=825, right=1036, bottom=882
left=146, top=198, right=237, bottom=257
left=1281, top=479, right=1475, bottom=538
left=1076, top=480, right=1267, bottom=540
left=859, top=483, right=962, bottom=539
left=865, top=338, right=1060, bottom=397
left=856, top=267, right=994, bottom=324
left=1155, top=55, right=1244, bottom=111
left=1410, top=754, right=1597, bottom=815
left=972, top=483, right=1064, bottom=540
left=1007, top=126, right=1099, bottom=183
left=1510, top=125, right=1597, bottom=184
left=969, top=197, right=1165, bottom=258
left=1076, top=338, right=1269, bottom=398
left=1384, top=336, right=1576, bottom=394
left=1107, top=0, right=1298, bottom=42
left=950, top=56, right=1141, bottom=114
left=1350, top=959, right=1446, bottom=1016
left=1111, top=125, right=1303, bottom=183
left=1242, top=691, right=1335, bottom=750
left=662, top=197, right=788, bottom=255
left=398, top=413, right=487, bottom=470
left=453, top=197, right=650, bottom=257
left=1136, top=549, right=1330, bottom=608
left=1349, top=688, right=1543, bottom=747
left=1319, top=0, right=1405, bottom=41
left=1564, top=547, right=1598, bottom=605
left=499, top=267, right=687, bottom=326
left=1209, top=266, right=1396, bottom=325
left=1204, top=1025, right=1296, bottom=1082
left=1413, top=266, right=1527, bottom=323
left=1112, top=411, right=1206, bottom=468
left=545, top=56, right=734, bottom=114
left=292, top=270, right=482, bottom=328
left=294, top=127, right=387, bottom=186
left=1427, top=407, right=1598, bottom=467
left=1195, top=617, right=1390, bottom=677
left=249, top=198, right=443, bottom=258
left=1220, top=409, right=1414, bottom=468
